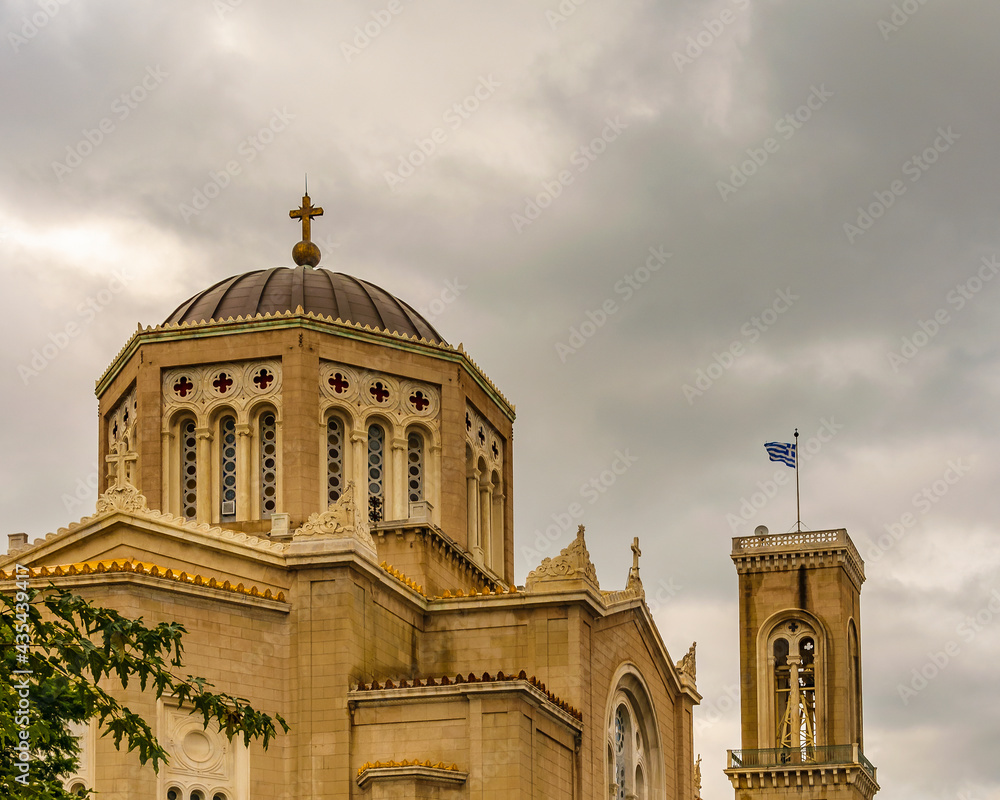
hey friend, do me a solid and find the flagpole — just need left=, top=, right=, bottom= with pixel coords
left=794, top=428, right=801, bottom=532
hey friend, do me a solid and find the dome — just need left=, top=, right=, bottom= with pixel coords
left=164, top=266, right=446, bottom=344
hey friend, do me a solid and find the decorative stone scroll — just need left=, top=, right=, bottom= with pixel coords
left=676, top=642, right=697, bottom=682
left=293, top=482, right=377, bottom=557
left=525, top=525, right=600, bottom=592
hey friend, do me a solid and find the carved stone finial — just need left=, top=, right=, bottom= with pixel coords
left=95, top=480, right=149, bottom=516
left=525, top=525, right=600, bottom=592
left=676, top=641, right=697, bottom=682
left=694, top=755, right=702, bottom=797
left=293, top=482, right=376, bottom=554
left=627, top=535, right=643, bottom=593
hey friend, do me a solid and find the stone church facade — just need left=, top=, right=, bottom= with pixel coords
left=1, top=195, right=879, bottom=799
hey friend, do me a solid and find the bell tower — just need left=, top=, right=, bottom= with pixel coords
left=725, top=527, right=879, bottom=800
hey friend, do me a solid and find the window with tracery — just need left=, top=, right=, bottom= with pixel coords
left=607, top=694, right=650, bottom=800
left=327, top=416, right=345, bottom=505
left=181, top=418, right=198, bottom=520
left=259, top=412, right=277, bottom=518
left=367, top=423, right=385, bottom=522
left=219, top=415, right=237, bottom=521
left=771, top=620, right=818, bottom=753
left=407, top=431, right=423, bottom=502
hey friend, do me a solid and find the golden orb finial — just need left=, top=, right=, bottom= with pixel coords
left=289, top=190, right=324, bottom=268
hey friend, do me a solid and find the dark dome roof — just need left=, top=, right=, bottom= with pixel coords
left=164, top=267, right=446, bottom=344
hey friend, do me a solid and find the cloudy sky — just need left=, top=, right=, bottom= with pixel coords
left=2, top=1, right=998, bottom=797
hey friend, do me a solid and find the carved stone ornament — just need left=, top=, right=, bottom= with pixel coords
left=676, top=641, right=697, bottom=682
left=95, top=481, right=150, bottom=516
left=525, top=525, right=600, bottom=591
left=294, top=482, right=376, bottom=551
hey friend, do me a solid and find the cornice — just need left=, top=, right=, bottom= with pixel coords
left=95, top=310, right=515, bottom=421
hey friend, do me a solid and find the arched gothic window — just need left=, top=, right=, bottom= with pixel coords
left=606, top=675, right=659, bottom=800
left=327, top=416, right=345, bottom=505
left=258, top=411, right=278, bottom=518
left=367, top=423, right=386, bottom=522
left=407, top=431, right=424, bottom=502
left=180, top=418, right=198, bottom=520
left=219, top=415, right=237, bottom=521
left=770, top=620, right=818, bottom=753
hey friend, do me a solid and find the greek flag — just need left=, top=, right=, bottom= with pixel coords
left=765, top=441, right=796, bottom=468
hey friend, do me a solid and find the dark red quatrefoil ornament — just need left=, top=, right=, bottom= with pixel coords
left=329, top=372, right=350, bottom=393
left=213, top=372, right=234, bottom=393
left=369, top=382, right=390, bottom=403
left=253, top=368, right=274, bottom=390
left=409, top=391, right=429, bottom=411
left=173, top=377, right=194, bottom=398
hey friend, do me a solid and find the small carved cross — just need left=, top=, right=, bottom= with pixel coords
left=465, top=412, right=472, bottom=431
left=289, top=193, right=324, bottom=242
left=105, top=443, right=137, bottom=488
left=631, top=537, right=641, bottom=571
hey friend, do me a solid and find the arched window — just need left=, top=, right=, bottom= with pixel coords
left=407, top=431, right=424, bottom=502
left=219, top=415, right=237, bottom=521
left=259, top=411, right=278, bottom=518
left=327, top=416, right=345, bottom=505
left=367, top=423, right=385, bottom=522
left=607, top=688, right=654, bottom=800
left=770, top=620, right=819, bottom=753
left=849, top=621, right=862, bottom=745
left=69, top=783, right=87, bottom=797
left=180, top=418, right=198, bottom=520
left=167, top=789, right=180, bottom=800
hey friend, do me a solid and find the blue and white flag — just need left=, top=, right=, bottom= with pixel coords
left=764, top=441, right=796, bottom=468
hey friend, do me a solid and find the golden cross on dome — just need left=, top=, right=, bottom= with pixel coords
left=289, top=183, right=324, bottom=267
left=290, top=193, right=323, bottom=242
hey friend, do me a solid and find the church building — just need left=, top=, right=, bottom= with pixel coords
left=1, top=195, right=878, bottom=799
left=2, top=195, right=702, bottom=799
